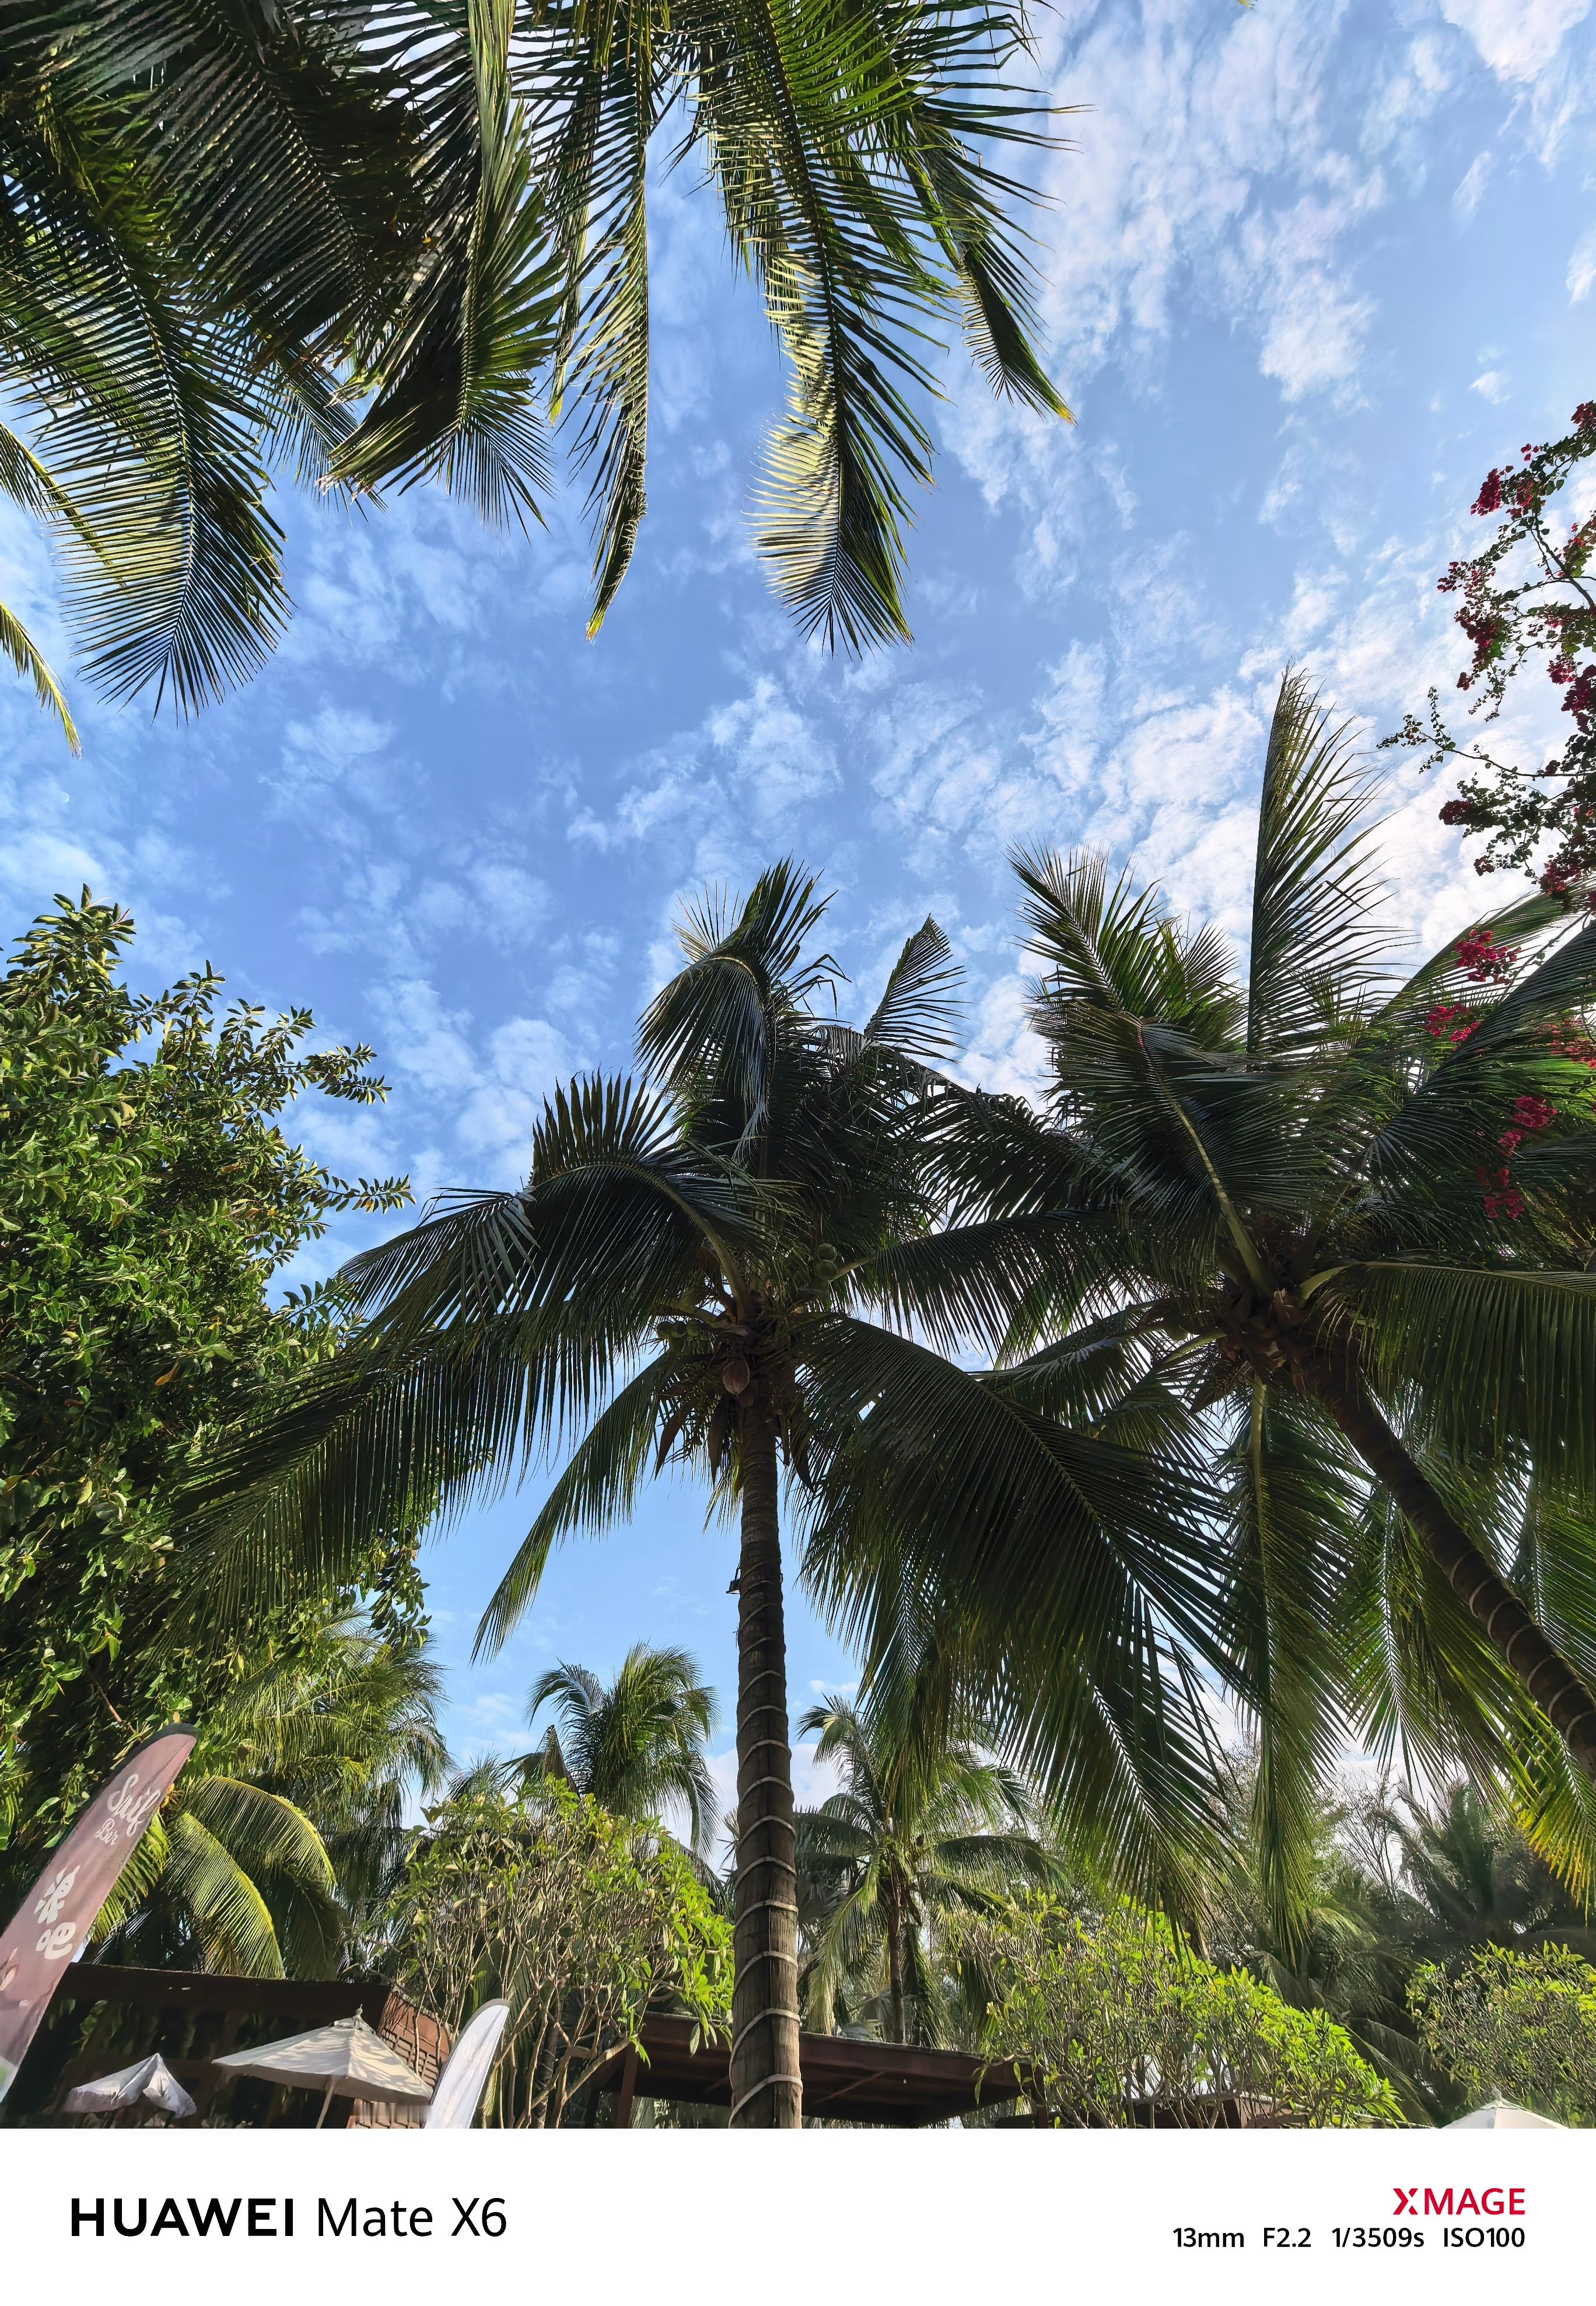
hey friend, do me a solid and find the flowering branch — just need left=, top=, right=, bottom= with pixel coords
left=1382, top=400, right=1596, bottom=899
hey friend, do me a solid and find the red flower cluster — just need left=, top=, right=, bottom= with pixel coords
left=1476, top=1093, right=1556, bottom=1222
left=1499, top=1093, right=1556, bottom=1154
left=1470, top=467, right=1537, bottom=519
left=1455, top=929, right=1518, bottom=981
left=1424, top=1002, right=1479, bottom=1043
left=1547, top=1024, right=1596, bottom=1068
left=1555, top=662, right=1596, bottom=729
left=1475, top=1165, right=1525, bottom=1222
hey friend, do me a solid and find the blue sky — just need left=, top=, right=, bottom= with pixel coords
left=4, top=0, right=1594, bottom=1819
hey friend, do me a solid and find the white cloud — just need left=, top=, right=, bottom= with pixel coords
left=1471, top=368, right=1510, bottom=402
left=1570, top=225, right=1596, bottom=301
left=457, top=1015, right=581, bottom=1178
left=1452, top=148, right=1495, bottom=216
left=1439, top=0, right=1591, bottom=83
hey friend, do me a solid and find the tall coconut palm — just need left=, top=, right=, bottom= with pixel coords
left=510, top=1643, right=717, bottom=1856
left=795, top=1693, right=1054, bottom=2043
left=178, top=864, right=1230, bottom=2125
left=2, top=0, right=1068, bottom=740
left=921, top=669, right=1596, bottom=1933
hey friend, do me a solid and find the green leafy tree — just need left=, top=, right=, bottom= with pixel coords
left=181, top=864, right=1227, bottom=2125
left=382, top=1777, right=731, bottom=2126
left=511, top=1643, right=716, bottom=1857
left=1410, top=1943, right=1596, bottom=2124
left=2, top=0, right=1068, bottom=740
left=0, top=890, right=412, bottom=1874
left=927, top=670, right=1596, bottom=1933
left=963, top=1896, right=1402, bottom=2126
left=1383, top=400, right=1596, bottom=898
left=795, top=1693, right=1054, bottom=2043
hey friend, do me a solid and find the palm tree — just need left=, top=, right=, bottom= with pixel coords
left=795, top=1694, right=1053, bottom=2043
left=509, top=1643, right=717, bottom=1856
left=92, top=1618, right=447, bottom=1976
left=2, top=0, right=1068, bottom=739
left=1383, top=1781, right=1596, bottom=1969
left=181, top=863, right=1228, bottom=2124
left=924, top=669, right=1596, bottom=1930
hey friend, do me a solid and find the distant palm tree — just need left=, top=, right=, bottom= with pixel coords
left=1385, top=1782, right=1596, bottom=1970
left=92, top=1619, right=447, bottom=1976
left=510, top=1644, right=716, bottom=1856
left=795, top=1695, right=1054, bottom=2045
left=923, top=669, right=1596, bottom=1934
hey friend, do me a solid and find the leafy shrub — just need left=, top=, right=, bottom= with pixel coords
left=382, top=1780, right=730, bottom=2126
left=1410, top=1944, right=1596, bottom=2125
left=960, top=1897, right=1402, bottom=2127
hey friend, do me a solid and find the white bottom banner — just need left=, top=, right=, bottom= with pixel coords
left=0, top=2129, right=1584, bottom=2303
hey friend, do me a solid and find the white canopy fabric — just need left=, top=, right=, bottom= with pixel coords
left=1445, top=2098, right=1566, bottom=2129
left=212, top=2013, right=432, bottom=2126
left=64, top=2053, right=197, bottom=2118
left=424, top=2000, right=509, bottom=2130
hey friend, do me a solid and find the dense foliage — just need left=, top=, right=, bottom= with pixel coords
left=1211, top=1774, right=1596, bottom=2120
left=962, top=1896, right=1402, bottom=2127
left=1384, top=400, right=1596, bottom=897
left=382, top=1779, right=731, bottom=2127
left=1410, top=1943, right=1596, bottom=2125
left=0, top=891, right=414, bottom=1877
left=88, top=1617, right=447, bottom=1978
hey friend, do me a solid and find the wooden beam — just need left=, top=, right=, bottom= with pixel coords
left=58, top=1967, right=388, bottom=2025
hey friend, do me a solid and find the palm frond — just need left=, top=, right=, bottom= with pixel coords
left=158, top=1808, right=287, bottom=1977
left=328, top=0, right=556, bottom=521
left=1325, top=1264, right=1596, bottom=1507
left=0, top=596, right=78, bottom=750
left=860, top=916, right=962, bottom=1061
left=1218, top=1385, right=1355, bottom=1949
left=1246, top=668, right=1387, bottom=1057
left=474, top=1353, right=676, bottom=1655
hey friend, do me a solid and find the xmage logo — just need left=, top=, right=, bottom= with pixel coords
left=1392, top=2188, right=1525, bottom=2218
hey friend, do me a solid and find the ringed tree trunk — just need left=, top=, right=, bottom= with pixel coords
left=729, top=1390, right=802, bottom=2128
left=1305, top=1349, right=1596, bottom=1779
left=886, top=1892, right=906, bottom=2046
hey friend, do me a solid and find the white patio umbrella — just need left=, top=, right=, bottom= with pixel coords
left=1445, top=2098, right=1566, bottom=2129
left=64, top=2053, right=197, bottom=2120
left=212, top=2012, right=432, bottom=2128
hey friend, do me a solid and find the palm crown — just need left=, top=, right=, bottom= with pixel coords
left=512, top=1643, right=717, bottom=1856
left=933, top=670, right=1596, bottom=1928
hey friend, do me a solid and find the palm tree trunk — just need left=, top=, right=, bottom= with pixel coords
left=729, top=1393, right=802, bottom=2128
left=886, top=1898, right=906, bottom=2046
left=1306, top=1351, right=1596, bottom=1776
